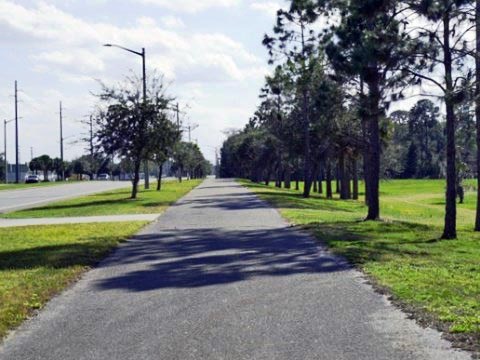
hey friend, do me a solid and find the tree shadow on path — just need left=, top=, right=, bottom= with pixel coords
left=95, top=226, right=352, bottom=292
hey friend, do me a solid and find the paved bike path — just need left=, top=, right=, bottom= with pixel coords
left=0, top=179, right=470, bottom=359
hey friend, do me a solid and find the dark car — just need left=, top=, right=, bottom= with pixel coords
left=25, top=175, right=40, bottom=183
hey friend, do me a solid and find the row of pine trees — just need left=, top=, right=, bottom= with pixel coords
left=221, top=0, right=480, bottom=240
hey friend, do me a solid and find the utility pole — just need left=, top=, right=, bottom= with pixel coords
left=89, top=116, right=93, bottom=157
left=14, top=81, right=19, bottom=183
left=187, top=123, right=199, bottom=143
left=89, top=115, right=94, bottom=177
left=30, top=147, right=33, bottom=161
left=3, top=120, right=6, bottom=184
left=215, top=147, right=219, bottom=179
left=4, top=119, right=13, bottom=183
left=59, top=101, right=64, bottom=181
left=175, top=102, right=180, bottom=129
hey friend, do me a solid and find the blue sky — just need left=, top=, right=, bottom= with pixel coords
left=0, top=0, right=285, bottom=164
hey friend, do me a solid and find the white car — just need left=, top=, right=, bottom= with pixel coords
left=25, top=174, right=41, bottom=183
left=97, top=173, right=110, bottom=181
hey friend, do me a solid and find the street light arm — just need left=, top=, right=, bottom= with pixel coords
left=103, top=43, right=143, bottom=57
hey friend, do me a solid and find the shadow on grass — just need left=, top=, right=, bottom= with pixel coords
left=13, top=198, right=134, bottom=213
left=304, top=220, right=438, bottom=266
left=11, top=195, right=174, bottom=215
left=0, top=239, right=121, bottom=270
left=243, top=181, right=363, bottom=212
left=257, top=192, right=360, bottom=212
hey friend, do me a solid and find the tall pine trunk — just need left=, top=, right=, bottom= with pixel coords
left=312, top=165, right=318, bottom=193
left=156, top=164, right=163, bottom=191
left=475, top=0, right=480, bottom=231
left=302, top=90, right=312, bottom=198
left=365, top=72, right=381, bottom=221
left=336, top=164, right=341, bottom=194
left=346, top=160, right=351, bottom=199
left=339, top=153, right=349, bottom=200
left=319, top=163, right=324, bottom=194
left=276, top=164, right=282, bottom=188
left=284, top=166, right=291, bottom=189
left=352, top=157, right=359, bottom=200
left=131, top=160, right=141, bottom=199
left=295, top=167, right=300, bottom=190
left=360, top=78, right=370, bottom=206
left=326, top=160, right=333, bottom=199
left=442, top=12, right=457, bottom=239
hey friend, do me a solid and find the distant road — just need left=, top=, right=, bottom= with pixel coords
left=0, top=181, right=133, bottom=214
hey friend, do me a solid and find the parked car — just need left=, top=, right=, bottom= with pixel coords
left=25, top=175, right=40, bottom=183
left=97, top=173, right=110, bottom=181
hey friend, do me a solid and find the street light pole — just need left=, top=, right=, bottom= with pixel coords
left=14, top=81, right=19, bottom=183
left=59, top=101, right=64, bottom=181
left=141, top=47, right=149, bottom=189
left=4, top=120, right=6, bottom=184
left=103, top=43, right=150, bottom=189
left=4, top=119, right=13, bottom=184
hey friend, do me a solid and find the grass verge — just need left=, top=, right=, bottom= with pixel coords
left=241, top=179, right=480, bottom=354
left=0, top=182, right=71, bottom=191
left=0, top=222, right=147, bottom=339
left=2, top=180, right=202, bottom=218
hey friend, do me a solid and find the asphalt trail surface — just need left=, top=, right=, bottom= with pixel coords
left=0, top=179, right=471, bottom=359
left=0, top=181, right=132, bottom=213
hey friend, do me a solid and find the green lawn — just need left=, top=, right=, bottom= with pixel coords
left=2, top=180, right=202, bottom=218
left=242, top=179, right=480, bottom=352
left=0, top=222, right=147, bottom=339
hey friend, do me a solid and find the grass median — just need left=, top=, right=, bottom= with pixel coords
left=2, top=179, right=202, bottom=218
left=0, top=222, right=147, bottom=339
left=0, top=182, right=70, bottom=191
left=241, top=179, right=480, bottom=353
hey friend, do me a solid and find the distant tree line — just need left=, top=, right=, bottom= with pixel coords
left=221, top=0, right=480, bottom=240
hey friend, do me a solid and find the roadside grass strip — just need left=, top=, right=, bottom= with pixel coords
left=0, top=182, right=69, bottom=191
left=0, top=222, right=147, bottom=339
left=2, top=180, right=202, bottom=219
left=241, top=179, right=480, bottom=353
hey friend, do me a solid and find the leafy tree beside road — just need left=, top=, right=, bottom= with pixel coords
left=94, top=74, right=174, bottom=199
left=30, top=155, right=53, bottom=182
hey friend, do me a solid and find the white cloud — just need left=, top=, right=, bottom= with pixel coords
left=249, top=1, right=282, bottom=17
left=160, top=15, right=185, bottom=29
left=33, top=49, right=106, bottom=73
left=0, top=1, right=261, bottom=84
left=137, top=0, right=240, bottom=13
